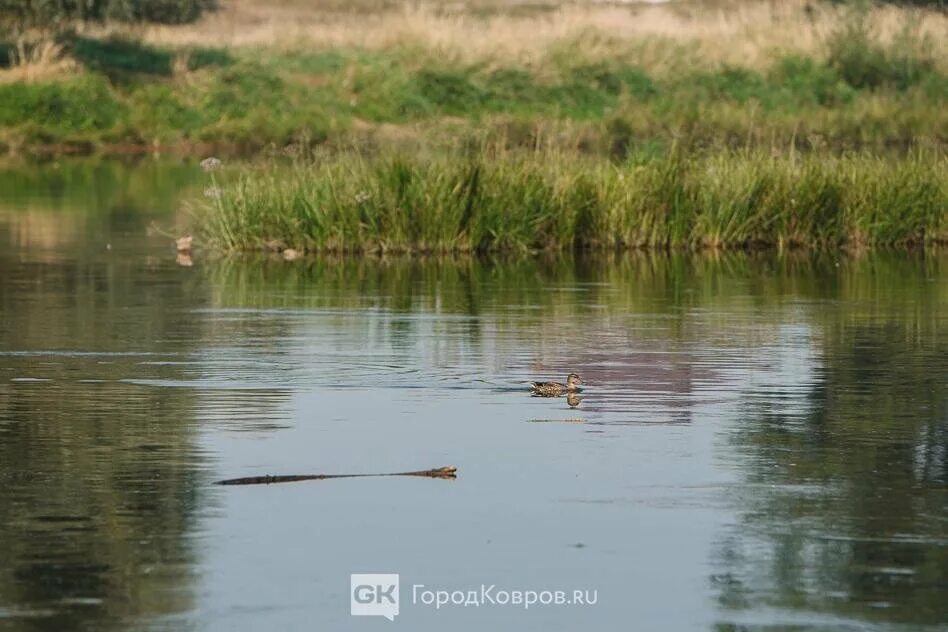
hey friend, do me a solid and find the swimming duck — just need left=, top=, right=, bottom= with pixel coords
left=530, top=373, right=584, bottom=396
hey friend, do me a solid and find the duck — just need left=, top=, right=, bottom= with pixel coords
left=530, top=373, right=584, bottom=397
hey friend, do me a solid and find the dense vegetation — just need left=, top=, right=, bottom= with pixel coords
left=1, top=1, right=944, bottom=253
left=0, top=3, right=944, bottom=154
left=192, top=150, right=946, bottom=253
left=0, top=0, right=212, bottom=30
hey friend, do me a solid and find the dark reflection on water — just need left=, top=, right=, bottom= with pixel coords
left=0, top=159, right=945, bottom=631
left=0, top=160, right=212, bottom=632
left=714, top=314, right=948, bottom=629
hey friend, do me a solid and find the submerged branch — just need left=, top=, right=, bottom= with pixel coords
left=216, top=466, right=458, bottom=486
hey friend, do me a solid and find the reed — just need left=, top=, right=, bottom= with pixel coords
left=191, top=149, right=947, bottom=253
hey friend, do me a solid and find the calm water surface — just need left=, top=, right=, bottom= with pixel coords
left=0, top=160, right=945, bottom=631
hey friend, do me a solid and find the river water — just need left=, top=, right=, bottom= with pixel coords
left=0, top=160, right=945, bottom=631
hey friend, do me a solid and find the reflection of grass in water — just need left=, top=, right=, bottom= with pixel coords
left=203, top=251, right=946, bottom=335
left=0, top=245, right=211, bottom=626
left=0, top=158, right=201, bottom=212
left=0, top=159, right=204, bottom=249
left=716, top=296, right=948, bottom=626
left=203, top=250, right=946, bottom=384
left=193, top=150, right=946, bottom=254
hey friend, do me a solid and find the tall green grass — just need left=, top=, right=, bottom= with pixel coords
left=192, top=150, right=947, bottom=253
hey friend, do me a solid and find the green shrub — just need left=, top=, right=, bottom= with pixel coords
left=126, top=84, right=201, bottom=136
left=200, top=64, right=285, bottom=119
left=0, top=75, right=121, bottom=131
left=413, top=68, right=486, bottom=114
left=103, top=0, right=211, bottom=24
left=350, top=56, right=430, bottom=120
left=827, top=13, right=938, bottom=90
left=568, top=62, right=657, bottom=103
left=771, top=56, right=855, bottom=106
left=0, top=0, right=213, bottom=29
left=483, top=68, right=536, bottom=104
left=616, top=67, right=657, bottom=100
left=688, top=67, right=771, bottom=104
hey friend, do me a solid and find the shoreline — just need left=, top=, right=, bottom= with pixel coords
left=187, top=241, right=946, bottom=260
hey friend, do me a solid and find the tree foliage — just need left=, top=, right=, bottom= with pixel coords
left=0, top=0, right=212, bottom=33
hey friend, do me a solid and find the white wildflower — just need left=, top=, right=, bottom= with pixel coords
left=200, top=157, right=222, bottom=172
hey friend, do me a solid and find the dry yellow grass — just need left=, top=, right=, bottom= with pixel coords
left=0, top=40, right=79, bottom=84
left=82, top=0, right=948, bottom=69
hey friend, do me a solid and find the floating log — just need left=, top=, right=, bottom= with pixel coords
left=216, top=466, right=457, bottom=486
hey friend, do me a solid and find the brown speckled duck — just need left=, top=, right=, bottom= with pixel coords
left=530, top=373, right=584, bottom=397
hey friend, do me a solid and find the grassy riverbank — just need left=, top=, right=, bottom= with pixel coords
left=192, top=150, right=946, bottom=253
left=1, top=1, right=946, bottom=155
